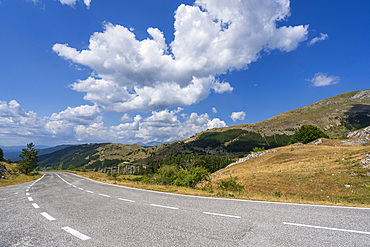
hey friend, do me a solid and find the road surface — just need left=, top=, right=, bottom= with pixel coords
left=1, top=172, right=369, bottom=246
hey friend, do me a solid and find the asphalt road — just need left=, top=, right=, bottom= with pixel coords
left=1, top=172, right=369, bottom=246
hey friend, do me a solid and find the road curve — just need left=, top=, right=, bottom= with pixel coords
left=1, top=172, right=369, bottom=246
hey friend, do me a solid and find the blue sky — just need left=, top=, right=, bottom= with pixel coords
left=0, top=0, right=369, bottom=146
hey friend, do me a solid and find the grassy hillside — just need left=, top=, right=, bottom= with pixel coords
left=189, top=129, right=291, bottom=153
left=192, top=89, right=369, bottom=139
left=0, top=162, right=41, bottom=187
left=38, top=143, right=147, bottom=170
left=205, top=138, right=370, bottom=206
left=78, top=137, right=370, bottom=207
left=144, top=89, right=369, bottom=164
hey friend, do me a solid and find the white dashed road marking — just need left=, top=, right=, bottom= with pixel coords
left=32, top=203, right=40, bottom=209
left=283, top=222, right=370, bottom=235
left=118, top=198, right=135, bottom=203
left=85, top=190, right=94, bottom=194
left=203, top=212, right=241, bottom=219
left=150, top=204, right=179, bottom=210
left=62, top=226, right=91, bottom=241
left=26, top=193, right=30, bottom=196
left=41, top=212, right=56, bottom=221
left=98, top=193, right=110, bottom=198
left=28, top=197, right=34, bottom=202
left=78, top=188, right=84, bottom=190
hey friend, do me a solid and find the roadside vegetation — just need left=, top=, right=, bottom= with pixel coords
left=0, top=143, right=41, bottom=187
left=0, top=161, right=41, bottom=187
left=78, top=138, right=370, bottom=207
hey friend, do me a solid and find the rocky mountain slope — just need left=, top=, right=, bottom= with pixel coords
left=191, top=89, right=369, bottom=139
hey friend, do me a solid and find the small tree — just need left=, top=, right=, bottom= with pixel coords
left=0, top=147, right=3, bottom=161
left=67, top=164, right=76, bottom=171
left=18, top=143, right=39, bottom=175
left=289, top=125, right=328, bottom=145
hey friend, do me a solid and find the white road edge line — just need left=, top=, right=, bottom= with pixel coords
left=85, top=190, right=94, bottom=194
left=150, top=204, right=179, bottom=210
left=66, top=172, right=370, bottom=210
left=203, top=212, right=241, bottom=219
left=62, top=226, right=91, bottom=241
left=98, top=193, right=110, bottom=198
left=283, top=222, right=370, bottom=235
left=118, top=198, right=135, bottom=203
left=28, top=197, right=34, bottom=202
left=41, top=212, right=56, bottom=221
left=55, top=174, right=72, bottom=186
left=32, top=203, right=40, bottom=209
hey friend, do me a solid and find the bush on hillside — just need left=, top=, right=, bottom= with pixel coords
left=217, top=176, right=244, bottom=192
left=289, top=125, right=328, bottom=145
left=150, top=165, right=209, bottom=188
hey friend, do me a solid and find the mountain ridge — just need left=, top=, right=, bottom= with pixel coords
left=37, top=89, right=369, bottom=171
left=189, top=89, right=369, bottom=139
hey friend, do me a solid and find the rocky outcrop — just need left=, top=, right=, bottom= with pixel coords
left=0, top=163, right=9, bottom=179
left=225, top=149, right=279, bottom=169
left=347, top=126, right=370, bottom=138
left=351, top=90, right=370, bottom=100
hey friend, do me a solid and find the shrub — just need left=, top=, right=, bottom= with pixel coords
left=150, top=165, right=210, bottom=188
left=218, top=176, right=244, bottom=192
left=289, top=125, right=328, bottom=145
left=251, top=147, right=265, bottom=153
left=183, top=166, right=209, bottom=187
left=29, top=171, right=41, bottom=176
left=67, top=165, right=76, bottom=171
left=274, top=190, right=282, bottom=198
left=141, top=175, right=153, bottom=184
left=153, top=165, right=178, bottom=185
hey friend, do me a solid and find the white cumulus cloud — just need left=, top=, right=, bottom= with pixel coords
left=0, top=100, right=226, bottom=145
left=230, top=111, right=246, bottom=122
left=30, top=0, right=91, bottom=7
left=308, top=72, right=340, bottom=87
left=58, top=0, right=90, bottom=7
left=0, top=100, right=48, bottom=143
left=120, top=113, right=132, bottom=122
left=49, top=105, right=100, bottom=125
left=308, top=33, right=328, bottom=46
left=74, top=108, right=227, bottom=144
left=53, top=0, right=308, bottom=113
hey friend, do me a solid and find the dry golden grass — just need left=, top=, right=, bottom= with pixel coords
left=77, top=139, right=369, bottom=207
left=0, top=162, right=42, bottom=187
left=207, top=139, right=370, bottom=207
